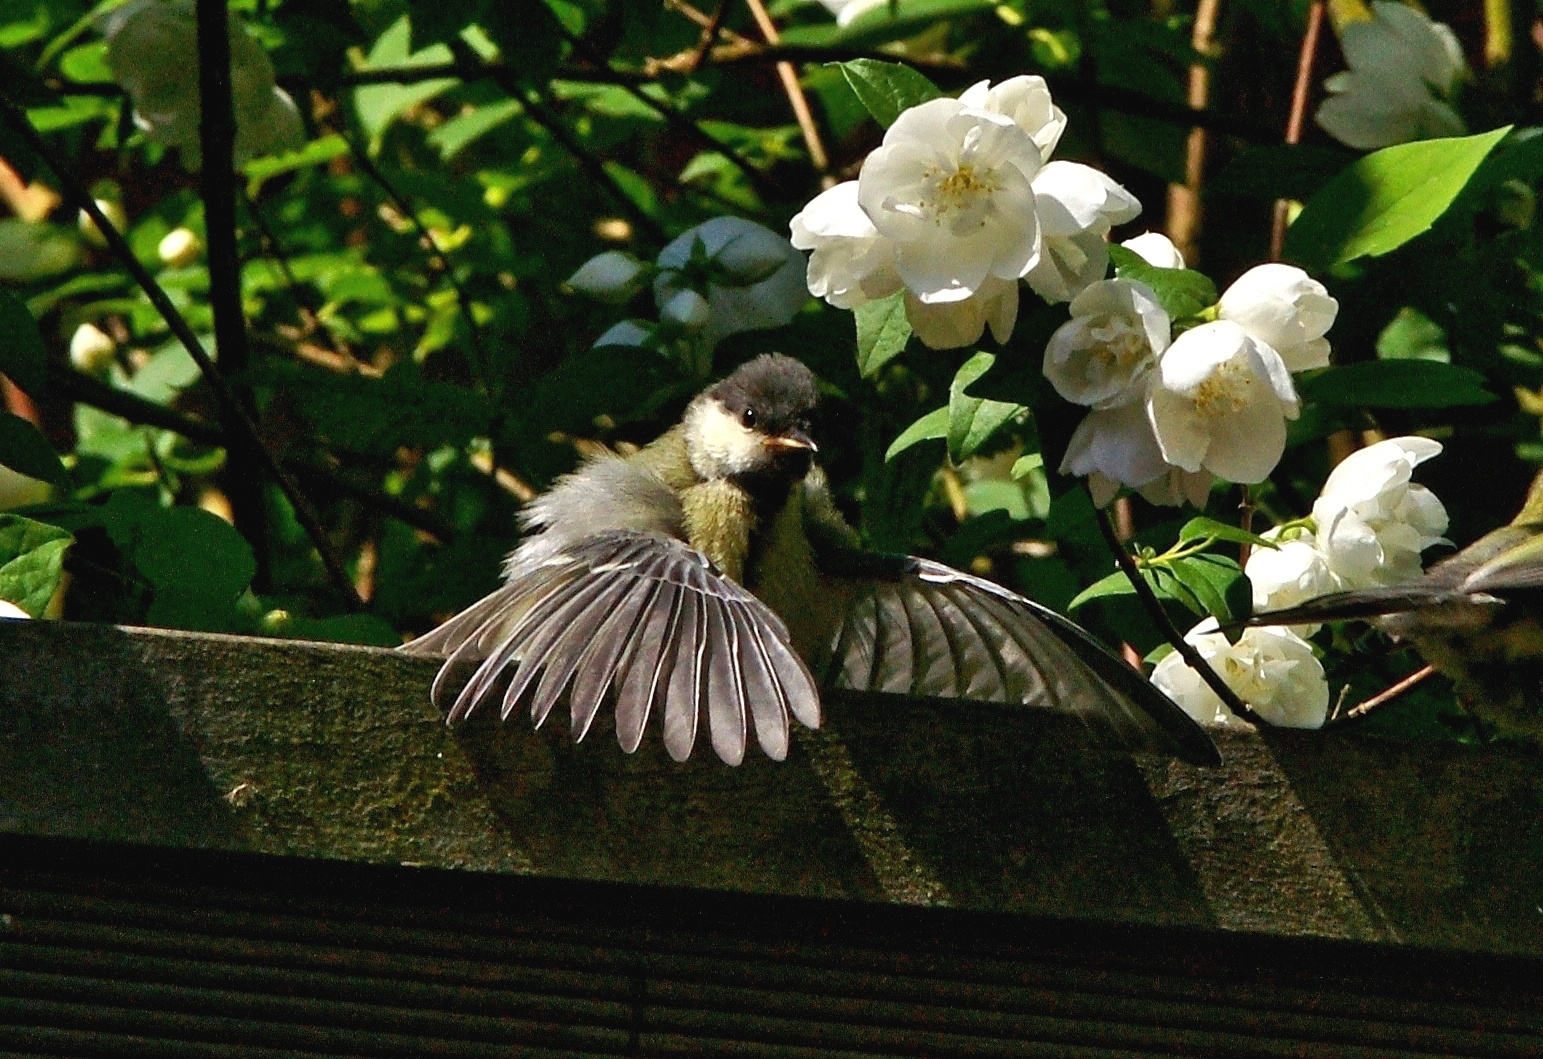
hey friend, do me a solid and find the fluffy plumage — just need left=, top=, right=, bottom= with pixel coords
left=402, top=353, right=1220, bottom=766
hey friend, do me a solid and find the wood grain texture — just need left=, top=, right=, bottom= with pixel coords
left=2, top=620, right=1540, bottom=957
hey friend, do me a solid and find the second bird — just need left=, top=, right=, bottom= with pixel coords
left=402, top=354, right=1220, bottom=767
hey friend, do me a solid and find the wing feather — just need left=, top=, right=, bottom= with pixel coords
left=704, top=602, right=748, bottom=766
left=664, top=593, right=706, bottom=761
left=732, top=603, right=792, bottom=761
left=826, top=554, right=1220, bottom=765
left=612, top=584, right=682, bottom=753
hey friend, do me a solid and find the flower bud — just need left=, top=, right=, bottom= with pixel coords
left=78, top=199, right=128, bottom=247
left=158, top=227, right=202, bottom=268
left=594, top=320, right=656, bottom=349
left=1121, top=231, right=1185, bottom=269
left=566, top=251, right=645, bottom=303
left=660, top=289, right=712, bottom=332
left=711, top=227, right=794, bottom=287
left=69, top=322, right=117, bottom=373
left=1218, top=263, right=1338, bottom=373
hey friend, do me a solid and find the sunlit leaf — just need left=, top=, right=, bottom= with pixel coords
left=0, top=514, right=72, bottom=617
left=854, top=291, right=911, bottom=377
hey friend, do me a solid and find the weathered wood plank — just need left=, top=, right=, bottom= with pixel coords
left=2, top=620, right=1540, bottom=957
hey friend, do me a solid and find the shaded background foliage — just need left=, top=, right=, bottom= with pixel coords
left=0, top=0, right=1541, bottom=736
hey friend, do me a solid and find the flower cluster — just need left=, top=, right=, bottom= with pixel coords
left=1247, top=436, right=1449, bottom=615
left=790, top=76, right=1140, bottom=349
left=101, top=0, right=305, bottom=170
left=1151, top=619, right=1330, bottom=730
left=1154, top=436, right=1447, bottom=729
left=1055, top=251, right=1339, bottom=506
left=570, top=218, right=808, bottom=360
left=1315, top=1, right=1466, bottom=151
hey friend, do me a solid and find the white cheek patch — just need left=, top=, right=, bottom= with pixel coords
left=687, top=401, right=765, bottom=478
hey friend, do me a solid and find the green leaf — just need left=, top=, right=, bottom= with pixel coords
left=427, top=99, right=522, bottom=160
left=786, top=0, right=995, bottom=49
left=1296, top=361, right=1497, bottom=409
left=1068, top=569, right=1132, bottom=611
left=1010, top=452, right=1044, bottom=480
left=243, top=135, right=349, bottom=197
left=884, top=405, right=949, bottom=461
left=133, top=507, right=256, bottom=604
left=1179, top=516, right=1278, bottom=550
left=0, top=514, right=72, bottom=617
left=1108, top=244, right=1217, bottom=320
left=1167, top=553, right=1245, bottom=620
left=0, top=412, right=64, bottom=483
left=0, top=288, right=47, bottom=396
left=947, top=352, right=1026, bottom=464
left=354, top=17, right=459, bottom=147
left=831, top=59, right=942, bottom=129
left=854, top=291, right=912, bottom=377
left=1283, top=127, right=1512, bottom=272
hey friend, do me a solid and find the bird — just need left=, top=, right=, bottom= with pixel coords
left=1244, top=469, right=1543, bottom=735
left=400, top=353, right=1220, bottom=767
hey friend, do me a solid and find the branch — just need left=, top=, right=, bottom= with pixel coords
left=48, top=363, right=224, bottom=446
left=196, top=0, right=268, bottom=586
left=340, top=136, right=487, bottom=370
left=1271, top=1, right=1325, bottom=260
left=0, top=90, right=365, bottom=611
left=1094, top=504, right=1266, bottom=727
left=509, top=83, right=671, bottom=245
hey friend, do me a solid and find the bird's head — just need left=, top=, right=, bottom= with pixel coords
left=683, top=353, right=819, bottom=483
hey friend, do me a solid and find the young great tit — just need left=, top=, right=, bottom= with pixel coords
left=1245, top=470, right=1543, bottom=736
left=402, top=354, right=1220, bottom=767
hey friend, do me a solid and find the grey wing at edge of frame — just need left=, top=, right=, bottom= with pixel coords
left=822, top=553, right=1223, bottom=767
left=398, top=530, right=822, bottom=766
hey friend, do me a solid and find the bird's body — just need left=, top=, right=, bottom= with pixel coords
left=403, top=354, right=1219, bottom=766
left=1248, top=471, right=1543, bottom=734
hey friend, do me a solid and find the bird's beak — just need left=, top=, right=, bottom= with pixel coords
left=765, top=430, right=818, bottom=454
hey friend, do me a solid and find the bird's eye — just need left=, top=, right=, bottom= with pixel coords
left=741, top=407, right=757, bottom=428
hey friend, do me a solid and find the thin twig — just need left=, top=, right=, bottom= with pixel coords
left=196, top=0, right=268, bottom=586
left=686, top=0, right=729, bottom=73
left=1237, top=483, right=1255, bottom=569
left=0, top=91, right=365, bottom=610
left=239, top=186, right=354, bottom=360
left=556, top=24, right=784, bottom=200
left=1271, top=0, right=1324, bottom=260
left=512, top=84, right=669, bottom=244
left=1095, top=504, right=1265, bottom=726
left=341, top=135, right=486, bottom=368
left=48, top=364, right=224, bottom=446
left=1166, top=0, right=1219, bottom=267
left=743, top=0, right=831, bottom=182
left=1342, top=664, right=1436, bottom=722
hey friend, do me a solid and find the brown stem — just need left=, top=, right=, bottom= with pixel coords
left=686, top=0, right=729, bottom=72
left=1166, top=0, right=1220, bottom=266
left=1271, top=0, right=1325, bottom=260
left=743, top=0, right=831, bottom=181
left=0, top=92, right=365, bottom=611
left=1096, top=504, right=1265, bottom=726
left=1342, top=664, right=1436, bottom=722
left=196, top=0, right=268, bottom=587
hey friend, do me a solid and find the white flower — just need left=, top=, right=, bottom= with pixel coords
left=1315, top=1, right=1466, bottom=150
left=857, top=96, right=1043, bottom=304
left=904, top=276, right=1018, bottom=349
left=654, top=218, right=808, bottom=348
left=660, top=289, right=712, bottom=331
left=818, top=0, right=890, bottom=27
left=1044, top=279, right=1168, bottom=409
left=1312, top=436, right=1448, bottom=589
left=1151, top=618, right=1329, bottom=729
left=1147, top=321, right=1299, bottom=484
left=0, top=465, right=50, bottom=511
left=1218, top=263, right=1339, bottom=373
left=1023, top=162, right=1142, bottom=304
left=594, top=320, right=656, bottom=348
left=1060, top=401, right=1212, bottom=508
left=157, top=227, right=201, bottom=268
left=0, top=600, right=29, bottom=620
left=1121, top=231, right=1185, bottom=269
left=101, top=0, right=305, bottom=170
left=69, top=323, right=116, bottom=373
left=1245, top=529, right=1337, bottom=634
left=789, top=181, right=902, bottom=310
left=567, top=251, right=645, bottom=303
left=78, top=199, right=127, bottom=247
left=958, top=75, right=1067, bottom=162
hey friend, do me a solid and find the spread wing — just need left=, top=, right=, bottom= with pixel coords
left=400, top=531, right=820, bottom=765
left=825, top=555, right=1221, bottom=766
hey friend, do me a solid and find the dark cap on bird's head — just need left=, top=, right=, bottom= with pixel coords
left=685, top=354, right=820, bottom=481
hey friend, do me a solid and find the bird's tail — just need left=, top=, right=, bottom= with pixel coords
left=1240, top=585, right=1469, bottom=630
